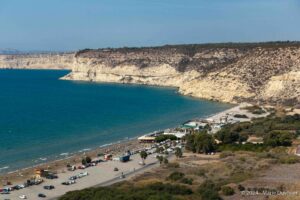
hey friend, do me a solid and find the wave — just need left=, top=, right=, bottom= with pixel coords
left=0, top=166, right=9, bottom=171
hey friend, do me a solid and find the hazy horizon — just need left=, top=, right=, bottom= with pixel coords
left=1, top=0, right=300, bottom=51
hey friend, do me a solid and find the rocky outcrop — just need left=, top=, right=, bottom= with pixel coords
left=0, top=53, right=74, bottom=69
left=62, top=42, right=300, bottom=106
left=1, top=42, right=299, bottom=105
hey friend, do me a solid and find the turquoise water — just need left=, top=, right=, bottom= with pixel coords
left=0, top=70, right=232, bottom=173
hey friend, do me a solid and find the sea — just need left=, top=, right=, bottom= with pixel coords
left=0, top=69, right=232, bottom=173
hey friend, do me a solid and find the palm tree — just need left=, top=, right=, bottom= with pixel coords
left=140, top=150, right=148, bottom=165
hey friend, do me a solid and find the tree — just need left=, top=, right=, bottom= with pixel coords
left=215, top=127, right=240, bottom=144
left=185, top=132, right=216, bottom=154
left=81, top=158, right=87, bottom=165
left=155, top=135, right=177, bottom=143
left=156, top=155, right=164, bottom=165
left=185, top=134, right=196, bottom=153
left=156, top=146, right=164, bottom=154
left=264, top=130, right=294, bottom=147
left=85, top=156, right=92, bottom=163
left=81, top=156, right=92, bottom=165
left=194, top=133, right=216, bottom=154
left=140, top=150, right=148, bottom=165
left=163, top=157, right=169, bottom=165
left=175, top=147, right=183, bottom=158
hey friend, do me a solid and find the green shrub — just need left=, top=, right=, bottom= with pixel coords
left=234, top=114, right=248, bottom=118
left=149, top=182, right=193, bottom=195
left=60, top=182, right=193, bottom=200
left=264, top=130, right=294, bottom=147
left=155, top=135, right=177, bottom=142
left=198, top=180, right=221, bottom=200
left=167, top=171, right=185, bottom=181
left=279, top=155, right=300, bottom=164
left=222, top=186, right=235, bottom=196
left=180, top=177, right=193, bottom=185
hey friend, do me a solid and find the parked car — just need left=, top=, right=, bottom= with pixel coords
left=46, top=174, right=58, bottom=179
left=69, top=176, right=77, bottom=180
left=77, top=171, right=88, bottom=178
left=77, top=165, right=86, bottom=169
left=38, top=193, right=46, bottom=198
left=69, top=180, right=76, bottom=184
left=114, top=167, right=119, bottom=171
left=1, top=190, right=10, bottom=194
left=43, top=185, right=55, bottom=190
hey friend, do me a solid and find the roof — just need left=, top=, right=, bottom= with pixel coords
left=138, top=136, right=155, bottom=140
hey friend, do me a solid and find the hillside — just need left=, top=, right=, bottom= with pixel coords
left=1, top=42, right=299, bottom=105
left=63, top=42, right=300, bottom=106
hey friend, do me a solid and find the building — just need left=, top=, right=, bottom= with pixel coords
left=138, top=135, right=156, bottom=143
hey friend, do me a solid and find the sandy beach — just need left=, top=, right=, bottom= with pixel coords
left=0, top=139, right=144, bottom=187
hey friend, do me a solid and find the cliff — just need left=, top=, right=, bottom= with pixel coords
left=1, top=42, right=299, bottom=105
left=61, top=42, right=300, bottom=106
left=0, top=53, right=74, bottom=70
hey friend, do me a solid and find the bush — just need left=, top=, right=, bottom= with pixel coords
left=198, top=180, right=221, bottom=200
left=218, top=143, right=268, bottom=152
left=238, top=184, right=245, bottom=191
left=149, top=182, right=193, bottom=195
left=180, top=177, right=193, bottom=185
left=155, top=135, right=177, bottom=142
left=279, top=155, right=300, bottom=164
left=234, top=114, right=248, bottom=118
left=264, top=130, right=294, bottom=147
left=222, top=186, right=235, bottom=196
left=86, top=156, right=92, bottom=163
left=60, top=182, right=193, bottom=200
left=167, top=171, right=185, bottom=181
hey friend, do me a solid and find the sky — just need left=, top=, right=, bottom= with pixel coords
left=0, top=0, right=300, bottom=51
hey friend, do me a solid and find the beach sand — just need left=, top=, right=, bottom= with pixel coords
left=0, top=139, right=145, bottom=187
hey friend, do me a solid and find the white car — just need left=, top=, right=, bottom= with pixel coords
left=18, top=184, right=25, bottom=189
left=77, top=171, right=88, bottom=178
left=19, top=195, right=27, bottom=199
left=68, top=180, right=76, bottom=184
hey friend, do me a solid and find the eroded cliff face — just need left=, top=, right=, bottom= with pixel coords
left=1, top=43, right=299, bottom=105
left=0, top=53, right=74, bottom=70
left=61, top=43, right=300, bottom=105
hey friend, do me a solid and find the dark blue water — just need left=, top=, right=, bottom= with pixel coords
left=0, top=70, right=232, bottom=173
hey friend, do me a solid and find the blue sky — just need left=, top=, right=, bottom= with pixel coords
left=0, top=0, right=300, bottom=51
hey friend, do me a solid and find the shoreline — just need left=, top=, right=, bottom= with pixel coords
left=0, top=103, right=241, bottom=185
left=0, top=102, right=268, bottom=200
left=0, top=138, right=144, bottom=185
